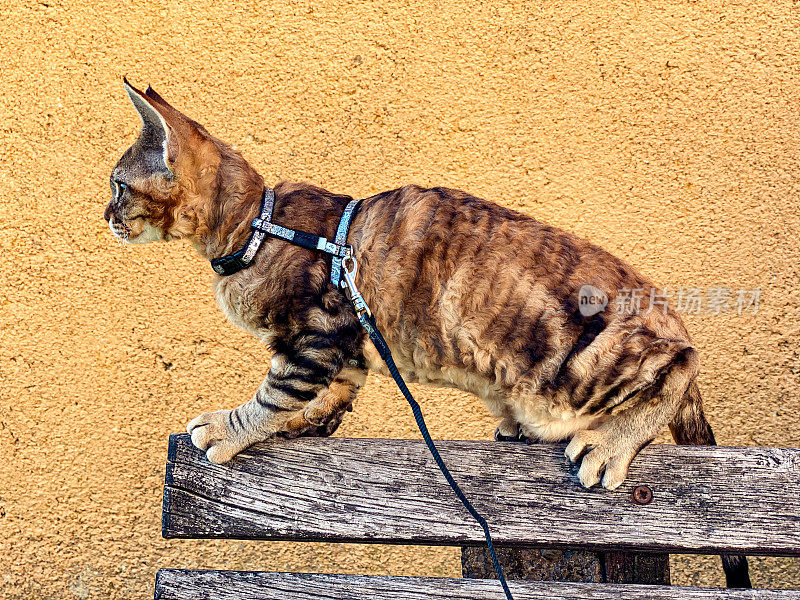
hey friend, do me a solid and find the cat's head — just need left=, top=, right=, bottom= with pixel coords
left=104, top=78, right=221, bottom=244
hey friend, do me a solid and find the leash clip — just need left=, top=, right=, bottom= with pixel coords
left=340, top=252, right=372, bottom=318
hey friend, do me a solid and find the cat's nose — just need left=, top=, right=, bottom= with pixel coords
left=103, top=203, right=113, bottom=222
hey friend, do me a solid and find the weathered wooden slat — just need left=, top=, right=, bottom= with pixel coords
left=460, top=540, right=672, bottom=584
left=153, top=570, right=796, bottom=600
left=461, top=546, right=605, bottom=582
left=603, top=550, right=671, bottom=584
left=461, top=436, right=671, bottom=585
left=162, top=434, right=800, bottom=555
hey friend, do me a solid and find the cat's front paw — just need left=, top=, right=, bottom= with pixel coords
left=278, top=409, right=346, bottom=439
left=565, top=430, right=637, bottom=490
left=187, top=410, right=252, bottom=464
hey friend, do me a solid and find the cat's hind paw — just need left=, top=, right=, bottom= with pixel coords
left=565, top=430, right=636, bottom=491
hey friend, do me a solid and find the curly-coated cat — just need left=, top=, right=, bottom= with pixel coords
left=105, top=80, right=748, bottom=587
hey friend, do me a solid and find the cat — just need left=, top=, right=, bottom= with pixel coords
left=106, top=80, right=748, bottom=587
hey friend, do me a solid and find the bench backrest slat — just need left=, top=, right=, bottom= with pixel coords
left=155, top=570, right=799, bottom=600
left=163, top=434, right=799, bottom=555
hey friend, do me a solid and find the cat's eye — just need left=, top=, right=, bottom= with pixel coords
left=111, top=179, right=129, bottom=201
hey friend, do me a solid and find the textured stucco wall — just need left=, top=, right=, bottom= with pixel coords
left=0, top=1, right=797, bottom=597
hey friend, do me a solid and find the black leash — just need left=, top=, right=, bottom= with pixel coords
left=358, top=312, right=514, bottom=600
left=212, top=188, right=514, bottom=599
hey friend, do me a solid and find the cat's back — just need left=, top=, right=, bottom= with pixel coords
left=351, top=184, right=690, bottom=394
left=353, top=183, right=653, bottom=310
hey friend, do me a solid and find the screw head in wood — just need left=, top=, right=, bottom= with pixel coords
left=631, top=485, right=654, bottom=505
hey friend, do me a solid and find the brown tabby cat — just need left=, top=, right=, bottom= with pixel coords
left=106, top=80, right=748, bottom=586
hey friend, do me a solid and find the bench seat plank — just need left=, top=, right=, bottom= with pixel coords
left=163, top=434, right=799, bottom=555
left=154, top=570, right=797, bottom=600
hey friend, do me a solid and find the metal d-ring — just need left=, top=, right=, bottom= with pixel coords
left=343, top=253, right=358, bottom=281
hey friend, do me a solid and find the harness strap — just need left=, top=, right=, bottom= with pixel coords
left=330, top=198, right=363, bottom=289
left=211, top=188, right=353, bottom=276
left=210, top=188, right=273, bottom=275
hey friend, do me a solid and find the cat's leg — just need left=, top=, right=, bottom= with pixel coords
left=565, top=347, right=699, bottom=490
left=188, top=350, right=362, bottom=462
left=187, top=374, right=319, bottom=463
left=565, top=405, right=659, bottom=490
left=281, top=366, right=367, bottom=438
left=483, top=396, right=525, bottom=442
left=494, top=416, right=532, bottom=443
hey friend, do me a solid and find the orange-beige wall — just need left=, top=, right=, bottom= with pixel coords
left=0, top=1, right=797, bottom=597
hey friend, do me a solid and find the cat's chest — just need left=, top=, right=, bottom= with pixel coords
left=213, top=275, right=275, bottom=343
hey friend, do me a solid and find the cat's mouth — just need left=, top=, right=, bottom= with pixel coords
left=108, top=216, right=131, bottom=241
left=107, top=214, right=164, bottom=244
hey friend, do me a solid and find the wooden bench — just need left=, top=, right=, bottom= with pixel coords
left=156, top=433, right=799, bottom=599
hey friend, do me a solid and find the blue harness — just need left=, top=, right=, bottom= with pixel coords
left=211, top=187, right=514, bottom=600
left=210, top=188, right=358, bottom=289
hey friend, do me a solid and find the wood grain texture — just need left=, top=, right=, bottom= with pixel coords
left=460, top=542, right=671, bottom=584
left=603, top=551, right=671, bottom=584
left=460, top=435, right=670, bottom=585
left=162, top=434, right=800, bottom=555
left=153, top=570, right=797, bottom=600
left=461, top=546, right=605, bottom=582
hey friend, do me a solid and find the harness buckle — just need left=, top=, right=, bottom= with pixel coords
left=317, top=237, right=350, bottom=257
left=210, top=252, right=247, bottom=276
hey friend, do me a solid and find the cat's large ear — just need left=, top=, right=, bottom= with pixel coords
left=144, top=84, right=167, bottom=105
left=122, top=77, right=179, bottom=176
